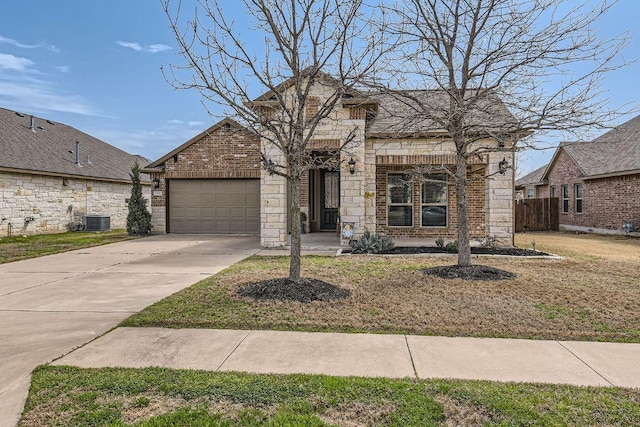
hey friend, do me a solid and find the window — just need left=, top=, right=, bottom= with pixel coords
left=575, top=184, right=583, bottom=213
left=550, top=185, right=557, bottom=198
left=422, top=173, right=447, bottom=227
left=561, top=184, right=569, bottom=213
left=526, top=188, right=534, bottom=198
left=387, top=173, right=413, bottom=226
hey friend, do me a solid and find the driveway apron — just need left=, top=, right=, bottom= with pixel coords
left=0, top=235, right=260, bottom=427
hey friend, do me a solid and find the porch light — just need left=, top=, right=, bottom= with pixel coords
left=498, top=157, right=509, bottom=175
left=152, top=178, right=160, bottom=189
left=348, top=157, right=356, bottom=175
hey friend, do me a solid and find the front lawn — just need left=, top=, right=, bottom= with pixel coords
left=0, top=230, right=136, bottom=264
left=122, top=232, right=640, bottom=342
left=20, top=366, right=640, bottom=427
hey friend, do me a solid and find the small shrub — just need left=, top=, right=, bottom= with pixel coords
left=350, top=230, right=394, bottom=254
left=444, top=240, right=458, bottom=252
left=435, top=237, right=445, bottom=249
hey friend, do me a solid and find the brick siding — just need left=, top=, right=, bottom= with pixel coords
left=541, top=149, right=640, bottom=231
left=375, top=165, right=486, bottom=239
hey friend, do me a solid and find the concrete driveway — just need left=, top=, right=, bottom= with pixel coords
left=0, top=234, right=260, bottom=427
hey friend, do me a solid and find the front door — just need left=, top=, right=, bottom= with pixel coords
left=320, top=170, right=339, bottom=230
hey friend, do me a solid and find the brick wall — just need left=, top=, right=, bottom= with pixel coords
left=542, top=149, right=640, bottom=232
left=0, top=171, right=149, bottom=236
left=375, top=165, right=486, bottom=239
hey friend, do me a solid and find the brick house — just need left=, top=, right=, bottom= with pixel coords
left=515, top=164, right=547, bottom=200
left=516, top=114, right=640, bottom=235
left=0, top=107, right=150, bottom=237
left=144, top=78, right=519, bottom=247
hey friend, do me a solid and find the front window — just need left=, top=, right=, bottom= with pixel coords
left=387, top=173, right=413, bottom=226
left=561, top=184, right=569, bottom=213
left=575, top=184, right=583, bottom=213
left=422, top=173, right=447, bottom=227
left=526, top=188, right=534, bottom=198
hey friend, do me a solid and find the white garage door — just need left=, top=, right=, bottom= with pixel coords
left=169, top=179, right=260, bottom=234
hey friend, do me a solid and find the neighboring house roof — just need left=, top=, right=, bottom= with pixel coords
left=143, top=118, right=257, bottom=171
left=0, top=107, right=149, bottom=183
left=366, top=90, right=519, bottom=138
left=515, top=164, right=548, bottom=188
left=543, top=114, right=640, bottom=181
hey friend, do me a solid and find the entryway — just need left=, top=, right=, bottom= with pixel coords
left=308, top=169, right=340, bottom=232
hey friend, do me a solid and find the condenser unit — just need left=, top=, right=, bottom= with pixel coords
left=84, top=215, right=111, bottom=231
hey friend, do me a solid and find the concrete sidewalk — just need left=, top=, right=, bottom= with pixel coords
left=54, top=327, right=640, bottom=389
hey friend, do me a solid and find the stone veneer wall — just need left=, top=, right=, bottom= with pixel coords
left=0, top=171, right=150, bottom=236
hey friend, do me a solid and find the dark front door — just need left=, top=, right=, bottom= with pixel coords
left=320, top=170, right=339, bottom=230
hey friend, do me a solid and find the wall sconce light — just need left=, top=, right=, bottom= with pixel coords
left=266, top=158, right=275, bottom=176
left=152, top=178, right=160, bottom=189
left=348, top=157, right=356, bottom=175
left=498, top=157, right=509, bottom=175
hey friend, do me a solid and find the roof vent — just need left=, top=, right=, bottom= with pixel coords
left=15, top=112, right=25, bottom=117
left=29, top=115, right=36, bottom=132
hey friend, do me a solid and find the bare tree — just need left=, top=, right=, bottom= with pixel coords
left=161, top=0, right=385, bottom=281
left=381, top=0, right=629, bottom=266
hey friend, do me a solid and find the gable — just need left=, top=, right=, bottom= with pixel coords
left=147, top=119, right=261, bottom=179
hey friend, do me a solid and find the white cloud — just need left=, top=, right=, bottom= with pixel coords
left=168, top=119, right=184, bottom=124
left=188, top=120, right=205, bottom=126
left=0, top=78, right=101, bottom=116
left=148, top=44, right=172, bottom=53
left=116, top=41, right=172, bottom=53
left=55, top=65, right=70, bottom=73
left=0, top=35, right=58, bottom=52
left=0, top=52, right=34, bottom=71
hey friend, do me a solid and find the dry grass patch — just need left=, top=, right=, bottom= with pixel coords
left=124, top=232, right=640, bottom=342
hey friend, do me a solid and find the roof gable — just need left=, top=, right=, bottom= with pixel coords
left=0, top=107, right=149, bottom=182
left=144, top=118, right=256, bottom=169
left=515, top=163, right=548, bottom=187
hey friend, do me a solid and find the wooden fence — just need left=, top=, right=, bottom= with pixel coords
left=515, top=197, right=559, bottom=232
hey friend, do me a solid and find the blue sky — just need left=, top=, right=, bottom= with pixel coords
left=0, top=1, right=638, bottom=175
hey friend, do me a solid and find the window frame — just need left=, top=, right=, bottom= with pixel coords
left=421, top=173, right=448, bottom=227
left=575, top=183, right=583, bottom=214
left=386, top=172, right=413, bottom=227
left=561, top=184, right=569, bottom=213
left=526, top=188, right=534, bottom=198
left=550, top=185, right=557, bottom=198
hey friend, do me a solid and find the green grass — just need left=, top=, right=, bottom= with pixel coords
left=20, top=366, right=640, bottom=426
left=0, top=230, right=136, bottom=264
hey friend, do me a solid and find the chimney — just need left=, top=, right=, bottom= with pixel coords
left=29, top=115, right=36, bottom=132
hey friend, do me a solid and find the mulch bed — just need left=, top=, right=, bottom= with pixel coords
left=377, top=247, right=548, bottom=256
left=237, top=278, right=351, bottom=303
left=424, top=265, right=517, bottom=280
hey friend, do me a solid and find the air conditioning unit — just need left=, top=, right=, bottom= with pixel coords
left=84, top=215, right=111, bottom=231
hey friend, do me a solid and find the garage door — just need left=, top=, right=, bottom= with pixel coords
left=169, top=179, right=260, bottom=234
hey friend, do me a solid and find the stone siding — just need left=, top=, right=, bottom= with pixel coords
left=0, top=171, right=150, bottom=236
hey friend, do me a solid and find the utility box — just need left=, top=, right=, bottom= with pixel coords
left=84, top=215, right=111, bottom=231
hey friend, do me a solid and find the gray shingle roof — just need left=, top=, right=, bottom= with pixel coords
left=515, top=164, right=548, bottom=187
left=561, top=115, right=640, bottom=178
left=0, top=107, right=149, bottom=182
left=367, top=90, right=518, bottom=137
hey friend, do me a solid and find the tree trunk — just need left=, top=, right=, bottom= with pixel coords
left=456, top=152, right=472, bottom=267
left=289, top=174, right=302, bottom=282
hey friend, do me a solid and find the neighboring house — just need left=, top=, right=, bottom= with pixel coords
left=518, top=114, right=640, bottom=235
left=515, top=164, right=548, bottom=200
left=0, top=107, right=150, bottom=237
left=144, top=77, right=518, bottom=247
